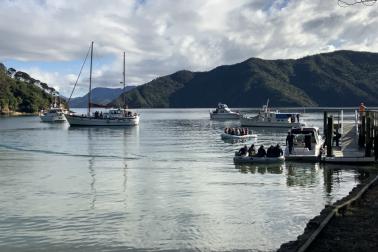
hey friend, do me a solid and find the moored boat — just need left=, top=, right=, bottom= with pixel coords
left=210, top=103, right=240, bottom=119
left=66, top=42, right=140, bottom=127
left=40, top=107, right=66, bottom=122
left=240, top=101, right=304, bottom=128
left=284, top=126, right=324, bottom=162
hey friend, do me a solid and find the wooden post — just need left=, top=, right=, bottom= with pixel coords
left=323, top=111, right=328, bottom=136
left=327, top=116, right=333, bottom=157
left=366, top=112, right=372, bottom=157
left=360, top=115, right=366, bottom=148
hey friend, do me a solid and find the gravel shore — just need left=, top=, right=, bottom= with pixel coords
left=279, top=168, right=378, bottom=252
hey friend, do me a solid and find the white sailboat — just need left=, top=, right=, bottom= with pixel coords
left=65, top=42, right=140, bottom=126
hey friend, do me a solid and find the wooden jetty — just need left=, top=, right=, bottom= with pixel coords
left=321, top=110, right=377, bottom=164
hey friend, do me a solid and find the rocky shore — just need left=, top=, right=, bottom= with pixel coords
left=278, top=168, right=378, bottom=252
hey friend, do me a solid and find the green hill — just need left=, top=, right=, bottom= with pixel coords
left=110, top=50, right=378, bottom=108
left=0, top=66, right=53, bottom=114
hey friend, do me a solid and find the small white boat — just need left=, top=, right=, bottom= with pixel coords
left=221, top=133, right=257, bottom=140
left=240, top=101, right=304, bottom=128
left=210, top=103, right=240, bottom=119
left=40, top=107, right=66, bottom=122
left=234, top=153, right=285, bottom=164
left=284, top=127, right=324, bottom=162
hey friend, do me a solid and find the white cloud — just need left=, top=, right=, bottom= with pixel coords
left=1, top=0, right=378, bottom=96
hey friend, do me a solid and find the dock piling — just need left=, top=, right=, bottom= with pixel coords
left=326, top=116, right=333, bottom=157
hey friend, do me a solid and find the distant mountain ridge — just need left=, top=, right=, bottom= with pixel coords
left=68, top=86, right=136, bottom=108
left=110, top=50, right=378, bottom=108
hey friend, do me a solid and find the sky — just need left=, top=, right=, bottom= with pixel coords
left=1, top=0, right=378, bottom=97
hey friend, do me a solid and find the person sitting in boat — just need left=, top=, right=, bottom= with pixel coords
left=248, top=144, right=256, bottom=156
left=94, top=111, right=99, bottom=119
left=240, top=128, right=244, bottom=136
left=236, top=128, right=240, bottom=136
left=267, top=145, right=275, bottom=157
left=274, top=144, right=283, bottom=157
left=237, top=145, right=248, bottom=156
left=257, top=145, right=266, bottom=157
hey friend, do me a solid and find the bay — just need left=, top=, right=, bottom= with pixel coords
left=0, top=109, right=360, bottom=251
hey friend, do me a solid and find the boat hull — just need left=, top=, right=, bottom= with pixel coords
left=40, top=115, right=66, bottom=122
left=240, top=117, right=304, bottom=128
left=210, top=113, right=240, bottom=120
left=221, top=133, right=257, bottom=140
left=65, top=114, right=139, bottom=126
left=234, top=155, right=285, bottom=164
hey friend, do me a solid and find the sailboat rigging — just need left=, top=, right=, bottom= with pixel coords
left=65, top=42, right=140, bottom=126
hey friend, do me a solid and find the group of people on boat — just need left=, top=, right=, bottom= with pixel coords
left=237, top=144, right=283, bottom=158
left=290, top=114, right=300, bottom=123
left=224, top=127, right=252, bottom=136
left=94, top=111, right=103, bottom=119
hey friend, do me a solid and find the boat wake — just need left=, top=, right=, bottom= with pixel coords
left=0, top=143, right=143, bottom=160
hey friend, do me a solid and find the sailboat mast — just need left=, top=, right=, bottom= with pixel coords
left=123, top=51, right=126, bottom=109
left=88, top=41, right=94, bottom=116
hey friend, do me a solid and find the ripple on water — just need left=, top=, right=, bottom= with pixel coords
left=0, top=110, right=362, bottom=251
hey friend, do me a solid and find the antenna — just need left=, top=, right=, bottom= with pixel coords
left=338, top=0, right=377, bottom=7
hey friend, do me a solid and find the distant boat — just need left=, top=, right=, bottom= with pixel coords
left=210, top=103, right=240, bottom=119
left=40, top=94, right=67, bottom=122
left=40, top=107, right=66, bottom=122
left=65, top=42, right=139, bottom=126
left=240, top=100, right=304, bottom=128
left=284, top=127, right=324, bottom=162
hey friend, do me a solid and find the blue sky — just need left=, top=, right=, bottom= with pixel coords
left=0, top=0, right=377, bottom=97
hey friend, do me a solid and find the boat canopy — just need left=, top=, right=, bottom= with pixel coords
left=275, top=113, right=298, bottom=119
left=290, top=127, right=318, bottom=135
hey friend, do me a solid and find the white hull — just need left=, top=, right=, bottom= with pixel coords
left=65, top=114, right=139, bottom=126
left=40, top=114, right=66, bottom=122
left=240, top=117, right=304, bottom=128
left=234, top=155, right=285, bottom=164
left=221, top=133, right=257, bottom=140
left=210, top=113, right=240, bottom=120
left=284, top=144, right=323, bottom=162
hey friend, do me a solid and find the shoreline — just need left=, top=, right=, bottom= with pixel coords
left=0, top=111, right=38, bottom=116
left=278, top=167, right=378, bottom=252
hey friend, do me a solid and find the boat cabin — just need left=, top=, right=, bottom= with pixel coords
left=290, top=127, right=322, bottom=146
left=213, top=103, right=231, bottom=113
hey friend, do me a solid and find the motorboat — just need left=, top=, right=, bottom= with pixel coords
left=65, top=43, right=140, bottom=126
left=40, top=107, right=66, bottom=122
left=234, top=153, right=285, bottom=164
left=210, top=103, right=240, bottom=119
left=284, top=127, right=324, bottom=162
left=240, top=101, right=304, bottom=128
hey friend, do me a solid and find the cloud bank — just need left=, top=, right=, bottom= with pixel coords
left=0, top=0, right=377, bottom=96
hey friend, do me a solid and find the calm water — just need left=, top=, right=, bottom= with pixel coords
left=0, top=109, right=360, bottom=251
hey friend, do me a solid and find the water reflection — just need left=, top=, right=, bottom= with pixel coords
left=286, top=162, right=320, bottom=187
left=235, top=164, right=284, bottom=174
left=235, top=162, right=362, bottom=197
